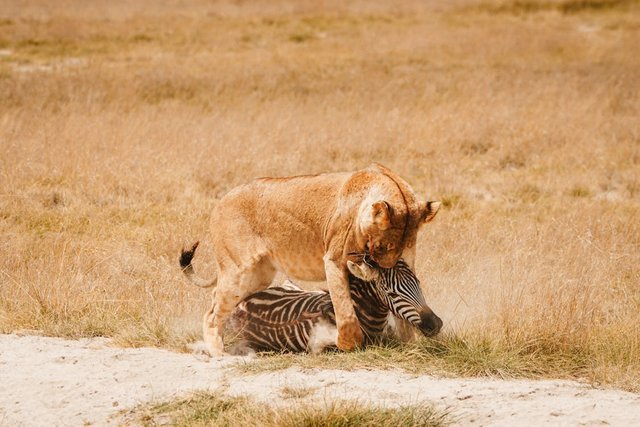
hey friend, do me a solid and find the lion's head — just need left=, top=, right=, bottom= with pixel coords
left=359, top=198, right=440, bottom=268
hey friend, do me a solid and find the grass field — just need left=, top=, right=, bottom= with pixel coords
left=1, top=0, right=639, bottom=391
left=124, top=391, right=449, bottom=426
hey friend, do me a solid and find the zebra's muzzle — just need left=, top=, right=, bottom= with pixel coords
left=418, top=311, right=443, bottom=337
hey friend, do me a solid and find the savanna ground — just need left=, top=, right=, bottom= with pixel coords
left=1, top=0, right=639, bottom=417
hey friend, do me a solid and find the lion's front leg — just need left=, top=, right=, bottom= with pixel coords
left=323, top=255, right=363, bottom=351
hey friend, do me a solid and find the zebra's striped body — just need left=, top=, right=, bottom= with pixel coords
left=226, top=259, right=442, bottom=353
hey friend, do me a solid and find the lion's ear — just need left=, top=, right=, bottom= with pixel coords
left=371, top=201, right=391, bottom=230
left=422, top=201, right=440, bottom=223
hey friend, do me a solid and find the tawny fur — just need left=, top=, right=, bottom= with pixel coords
left=180, top=163, right=440, bottom=356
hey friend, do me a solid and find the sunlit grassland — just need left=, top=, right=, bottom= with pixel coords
left=1, top=0, right=639, bottom=391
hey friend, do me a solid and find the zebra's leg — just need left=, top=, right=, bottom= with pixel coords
left=307, top=320, right=339, bottom=354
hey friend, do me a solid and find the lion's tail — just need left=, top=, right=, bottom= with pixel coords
left=179, top=241, right=218, bottom=289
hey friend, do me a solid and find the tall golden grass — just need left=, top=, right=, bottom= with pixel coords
left=1, top=0, right=638, bottom=390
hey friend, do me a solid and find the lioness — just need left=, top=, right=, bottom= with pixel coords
left=181, top=163, right=439, bottom=356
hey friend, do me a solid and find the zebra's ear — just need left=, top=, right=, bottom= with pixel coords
left=279, top=280, right=303, bottom=291
left=347, top=260, right=379, bottom=282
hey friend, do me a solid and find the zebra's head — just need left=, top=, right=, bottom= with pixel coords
left=347, top=258, right=442, bottom=337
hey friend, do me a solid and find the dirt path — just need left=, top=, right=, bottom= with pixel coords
left=1, top=334, right=639, bottom=426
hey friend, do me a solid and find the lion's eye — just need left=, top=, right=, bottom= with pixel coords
left=387, top=243, right=395, bottom=251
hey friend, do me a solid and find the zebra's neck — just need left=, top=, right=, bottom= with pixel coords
left=347, top=276, right=390, bottom=340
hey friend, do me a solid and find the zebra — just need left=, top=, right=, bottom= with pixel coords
left=225, top=257, right=442, bottom=354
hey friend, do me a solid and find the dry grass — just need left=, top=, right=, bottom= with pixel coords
left=236, top=333, right=639, bottom=391
left=1, top=0, right=639, bottom=390
left=279, top=385, right=319, bottom=400
left=122, top=391, right=449, bottom=427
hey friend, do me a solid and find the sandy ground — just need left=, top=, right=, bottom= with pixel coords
left=1, top=334, right=639, bottom=426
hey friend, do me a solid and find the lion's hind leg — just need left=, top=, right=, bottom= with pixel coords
left=202, top=298, right=224, bottom=356
left=204, top=258, right=276, bottom=356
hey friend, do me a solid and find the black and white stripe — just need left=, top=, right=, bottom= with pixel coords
left=226, top=259, right=436, bottom=353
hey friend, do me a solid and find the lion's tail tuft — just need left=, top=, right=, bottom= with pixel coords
left=180, top=241, right=200, bottom=270
left=179, top=241, right=218, bottom=288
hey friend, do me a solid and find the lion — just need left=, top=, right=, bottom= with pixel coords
left=180, top=163, right=440, bottom=356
